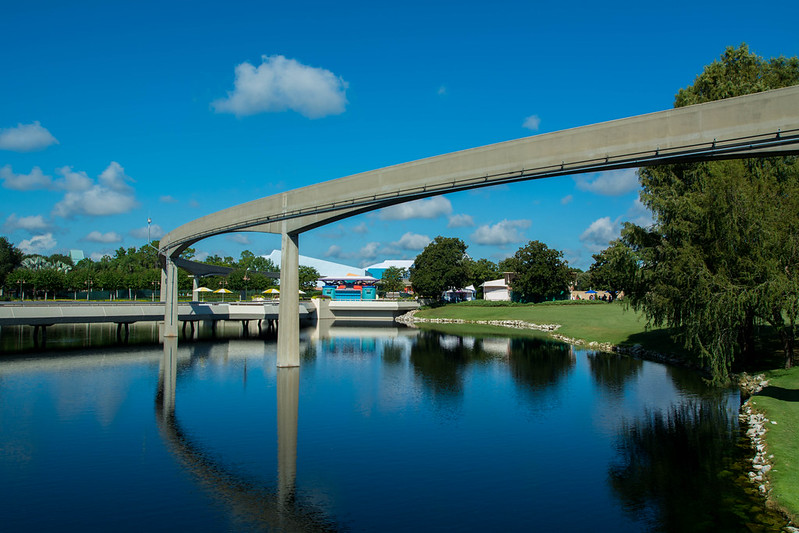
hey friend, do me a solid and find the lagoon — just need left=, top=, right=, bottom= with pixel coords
left=0, top=322, right=785, bottom=531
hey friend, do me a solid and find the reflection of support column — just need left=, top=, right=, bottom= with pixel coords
left=158, top=337, right=178, bottom=416
left=163, top=256, right=179, bottom=338
left=277, top=231, right=300, bottom=367
left=277, top=367, right=299, bottom=512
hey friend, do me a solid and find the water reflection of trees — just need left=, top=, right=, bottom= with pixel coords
left=587, top=351, right=643, bottom=397
left=409, top=331, right=471, bottom=399
left=507, top=337, right=575, bottom=393
left=609, top=401, right=785, bottom=532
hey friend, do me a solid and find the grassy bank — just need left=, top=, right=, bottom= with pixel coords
left=752, top=367, right=799, bottom=522
left=415, top=300, right=686, bottom=354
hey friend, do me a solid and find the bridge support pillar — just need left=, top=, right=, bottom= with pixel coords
left=277, top=231, right=300, bottom=367
left=163, top=256, right=179, bottom=338
left=277, top=366, right=299, bottom=510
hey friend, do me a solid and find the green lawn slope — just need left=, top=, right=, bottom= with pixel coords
left=752, top=367, right=799, bottom=522
left=414, top=300, right=685, bottom=353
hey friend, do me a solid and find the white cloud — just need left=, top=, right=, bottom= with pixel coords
left=324, top=244, right=343, bottom=258
left=52, top=162, right=138, bottom=217
left=0, top=165, right=53, bottom=190
left=561, top=194, right=573, bottom=205
left=4, top=213, right=51, bottom=233
left=579, top=216, right=621, bottom=252
left=226, top=233, right=251, bottom=245
left=212, top=54, right=348, bottom=119
left=54, top=166, right=93, bottom=191
left=393, top=232, right=431, bottom=250
left=160, top=195, right=178, bottom=203
left=523, top=115, right=541, bottom=131
left=575, top=168, right=640, bottom=196
left=130, top=223, right=164, bottom=240
left=379, top=196, right=452, bottom=220
left=98, top=161, right=134, bottom=191
left=351, top=222, right=369, bottom=234
left=438, top=85, right=447, bottom=96
left=625, top=197, right=654, bottom=227
left=83, top=231, right=123, bottom=243
left=447, top=213, right=474, bottom=228
left=18, top=233, right=57, bottom=254
left=359, top=242, right=381, bottom=259
left=0, top=121, right=58, bottom=152
left=471, top=219, right=531, bottom=245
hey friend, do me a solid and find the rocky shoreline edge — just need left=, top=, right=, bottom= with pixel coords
left=396, top=309, right=793, bottom=528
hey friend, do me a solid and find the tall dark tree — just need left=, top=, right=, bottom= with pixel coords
left=588, top=239, right=638, bottom=295
left=466, top=258, right=500, bottom=298
left=501, top=240, right=571, bottom=303
left=0, top=237, right=24, bottom=292
left=410, top=236, right=469, bottom=299
left=624, top=44, right=799, bottom=377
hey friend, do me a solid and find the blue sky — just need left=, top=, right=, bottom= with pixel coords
left=1, top=0, right=797, bottom=270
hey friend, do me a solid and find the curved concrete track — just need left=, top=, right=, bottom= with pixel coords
left=158, top=85, right=799, bottom=365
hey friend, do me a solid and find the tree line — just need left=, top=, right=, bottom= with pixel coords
left=0, top=240, right=320, bottom=300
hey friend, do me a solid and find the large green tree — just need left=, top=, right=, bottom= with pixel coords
left=588, top=239, right=638, bottom=295
left=624, top=44, right=799, bottom=377
left=410, top=236, right=469, bottom=299
left=380, top=266, right=407, bottom=294
left=500, top=240, right=571, bottom=303
left=466, top=258, right=500, bottom=298
left=0, top=237, right=23, bottom=292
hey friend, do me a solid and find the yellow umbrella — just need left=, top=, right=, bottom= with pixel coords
left=214, top=287, right=233, bottom=301
left=263, top=288, right=279, bottom=299
left=196, top=287, right=213, bottom=301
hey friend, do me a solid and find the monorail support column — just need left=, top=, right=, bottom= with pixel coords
left=277, top=230, right=300, bottom=367
left=163, top=256, right=179, bottom=338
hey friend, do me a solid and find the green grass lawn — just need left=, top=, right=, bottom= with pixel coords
left=751, top=367, right=799, bottom=522
left=415, top=300, right=686, bottom=354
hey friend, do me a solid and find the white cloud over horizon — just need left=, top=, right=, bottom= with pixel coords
left=0, top=165, right=53, bottom=191
left=130, top=223, right=164, bottom=240
left=18, top=233, right=57, bottom=254
left=393, top=232, right=431, bottom=250
left=575, top=168, right=640, bottom=196
left=52, top=162, right=138, bottom=218
left=447, top=213, right=474, bottom=228
left=212, top=54, right=348, bottom=119
left=226, top=234, right=251, bottom=245
left=3, top=213, right=51, bottom=233
left=471, top=219, right=530, bottom=245
left=0, top=121, right=58, bottom=152
left=83, top=230, right=123, bottom=243
left=626, top=197, right=654, bottom=227
left=378, top=196, right=452, bottom=220
left=579, top=216, right=620, bottom=252
left=522, top=114, right=541, bottom=131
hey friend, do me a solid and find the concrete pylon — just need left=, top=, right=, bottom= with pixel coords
left=277, top=231, right=300, bottom=367
left=277, top=366, right=299, bottom=511
left=163, top=256, right=179, bottom=338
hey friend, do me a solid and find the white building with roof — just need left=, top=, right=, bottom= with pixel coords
left=263, top=250, right=365, bottom=285
left=481, top=278, right=511, bottom=301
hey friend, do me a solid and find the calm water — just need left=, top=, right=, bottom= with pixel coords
left=0, top=322, right=785, bottom=532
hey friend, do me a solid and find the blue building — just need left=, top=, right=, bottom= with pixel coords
left=364, top=260, right=414, bottom=280
left=319, top=274, right=379, bottom=301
